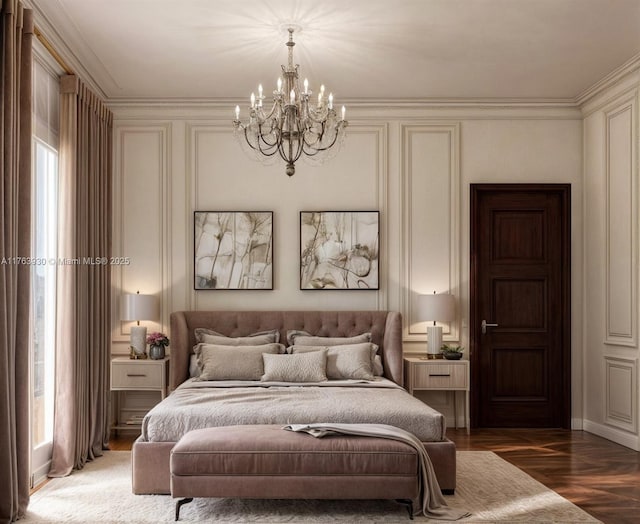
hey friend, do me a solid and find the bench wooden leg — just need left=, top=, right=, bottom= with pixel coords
left=175, top=497, right=193, bottom=521
left=395, top=499, right=414, bottom=520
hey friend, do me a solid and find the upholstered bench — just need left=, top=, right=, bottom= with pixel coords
left=170, top=425, right=420, bottom=520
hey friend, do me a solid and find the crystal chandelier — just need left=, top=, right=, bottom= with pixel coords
left=233, top=28, right=348, bottom=177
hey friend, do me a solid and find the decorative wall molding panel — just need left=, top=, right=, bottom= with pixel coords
left=401, top=123, right=460, bottom=342
left=604, top=356, right=637, bottom=433
left=185, top=121, right=388, bottom=312
left=112, top=123, right=172, bottom=350
left=604, top=91, right=638, bottom=347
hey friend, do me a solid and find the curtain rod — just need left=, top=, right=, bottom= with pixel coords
left=34, top=26, right=73, bottom=75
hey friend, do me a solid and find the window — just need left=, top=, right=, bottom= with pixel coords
left=31, top=140, right=57, bottom=449
left=30, top=56, right=59, bottom=487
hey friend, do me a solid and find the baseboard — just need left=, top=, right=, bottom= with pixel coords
left=583, top=419, right=640, bottom=451
left=32, top=459, right=51, bottom=489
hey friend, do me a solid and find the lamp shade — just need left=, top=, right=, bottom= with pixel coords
left=121, top=293, right=159, bottom=322
left=417, top=293, right=455, bottom=322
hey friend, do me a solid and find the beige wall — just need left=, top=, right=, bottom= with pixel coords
left=110, top=103, right=584, bottom=428
left=582, top=71, right=640, bottom=450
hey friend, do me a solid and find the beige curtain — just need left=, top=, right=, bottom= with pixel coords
left=49, top=75, right=113, bottom=477
left=0, top=0, right=32, bottom=521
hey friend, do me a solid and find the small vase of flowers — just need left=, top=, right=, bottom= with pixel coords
left=147, top=332, right=169, bottom=360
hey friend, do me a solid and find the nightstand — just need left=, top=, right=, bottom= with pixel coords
left=404, top=357, right=470, bottom=433
left=110, top=357, right=169, bottom=432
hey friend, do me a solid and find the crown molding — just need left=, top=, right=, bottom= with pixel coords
left=106, top=96, right=579, bottom=111
left=25, top=0, right=108, bottom=100
left=575, top=52, right=640, bottom=107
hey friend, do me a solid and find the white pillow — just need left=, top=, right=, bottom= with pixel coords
left=261, top=350, right=328, bottom=382
left=286, top=330, right=371, bottom=347
left=195, top=328, right=280, bottom=345
left=290, top=343, right=375, bottom=380
left=194, top=343, right=284, bottom=381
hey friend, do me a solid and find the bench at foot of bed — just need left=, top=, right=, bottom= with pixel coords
left=170, top=425, right=423, bottom=520
left=132, top=431, right=457, bottom=496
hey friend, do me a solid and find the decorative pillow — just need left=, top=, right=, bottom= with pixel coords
left=286, top=330, right=371, bottom=347
left=290, top=343, right=375, bottom=380
left=261, top=350, right=328, bottom=383
left=195, top=328, right=280, bottom=345
left=373, top=355, right=383, bottom=376
left=195, top=343, right=284, bottom=381
left=189, top=354, right=200, bottom=377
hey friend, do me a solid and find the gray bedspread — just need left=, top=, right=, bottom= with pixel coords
left=140, top=378, right=446, bottom=442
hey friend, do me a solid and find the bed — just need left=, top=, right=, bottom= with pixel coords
left=131, top=310, right=457, bottom=494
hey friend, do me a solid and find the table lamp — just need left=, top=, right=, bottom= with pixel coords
left=418, top=291, right=455, bottom=359
left=121, top=291, right=159, bottom=359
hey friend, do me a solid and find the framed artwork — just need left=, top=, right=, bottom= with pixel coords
left=300, top=211, right=379, bottom=290
left=194, top=211, right=273, bottom=290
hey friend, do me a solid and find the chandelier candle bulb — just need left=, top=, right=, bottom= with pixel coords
left=277, top=77, right=282, bottom=93
left=342, top=105, right=346, bottom=120
left=250, top=92, right=255, bottom=108
left=234, top=105, right=240, bottom=120
left=328, top=93, right=333, bottom=109
left=304, top=78, right=309, bottom=94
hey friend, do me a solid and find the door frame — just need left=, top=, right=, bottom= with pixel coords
left=469, top=183, right=571, bottom=428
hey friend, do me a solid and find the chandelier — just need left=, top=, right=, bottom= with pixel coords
left=233, top=28, right=348, bottom=177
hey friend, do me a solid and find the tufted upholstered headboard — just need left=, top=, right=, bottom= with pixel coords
left=169, top=310, right=403, bottom=390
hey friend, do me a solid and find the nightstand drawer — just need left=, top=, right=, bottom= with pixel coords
left=111, top=361, right=163, bottom=389
left=411, top=362, right=467, bottom=389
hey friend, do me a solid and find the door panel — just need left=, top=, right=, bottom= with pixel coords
left=471, top=184, right=570, bottom=428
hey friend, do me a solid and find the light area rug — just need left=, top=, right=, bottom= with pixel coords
left=21, top=451, right=601, bottom=524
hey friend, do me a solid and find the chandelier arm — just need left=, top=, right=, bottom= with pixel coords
left=301, top=124, right=346, bottom=155
left=242, top=125, right=280, bottom=158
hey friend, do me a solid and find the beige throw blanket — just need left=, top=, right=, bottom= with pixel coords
left=284, top=423, right=471, bottom=521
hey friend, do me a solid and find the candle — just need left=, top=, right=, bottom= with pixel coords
left=258, top=84, right=263, bottom=97
left=341, top=105, right=346, bottom=120
left=277, top=77, right=282, bottom=93
left=304, top=78, right=309, bottom=94
left=250, top=92, right=255, bottom=108
left=328, top=93, right=333, bottom=109
left=235, top=105, right=240, bottom=120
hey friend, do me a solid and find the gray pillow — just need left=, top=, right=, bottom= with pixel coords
left=195, top=328, right=280, bottom=345
left=195, top=343, right=284, bottom=381
left=286, top=330, right=371, bottom=347
left=189, top=354, right=200, bottom=377
left=261, top=350, right=328, bottom=383
left=290, top=343, right=375, bottom=380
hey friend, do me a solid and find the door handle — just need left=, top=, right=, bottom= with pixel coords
left=481, top=319, right=498, bottom=334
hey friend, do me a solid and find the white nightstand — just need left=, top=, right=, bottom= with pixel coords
left=404, top=357, right=470, bottom=433
left=110, top=357, right=169, bottom=432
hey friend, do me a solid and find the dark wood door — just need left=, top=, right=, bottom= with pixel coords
left=470, top=184, right=570, bottom=428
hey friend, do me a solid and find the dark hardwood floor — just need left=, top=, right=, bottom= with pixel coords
left=110, top=428, right=640, bottom=524
left=447, top=428, right=640, bottom=524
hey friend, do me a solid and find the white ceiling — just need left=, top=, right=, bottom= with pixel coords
left=29, top=0, right=640, bottom=103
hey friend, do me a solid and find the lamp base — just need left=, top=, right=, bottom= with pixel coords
left=426, top=324, right=444, bottom=359
left=130, top=325, right=147, bottom=358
